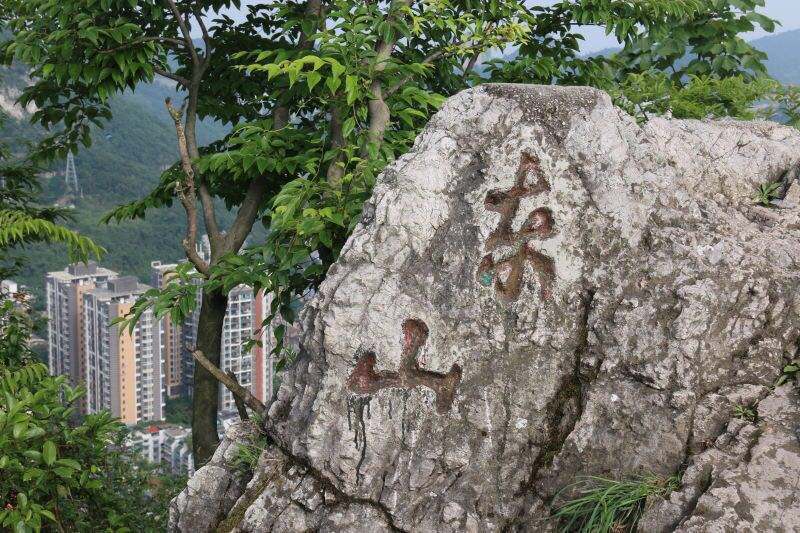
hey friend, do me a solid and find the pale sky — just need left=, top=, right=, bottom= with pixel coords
left=220, top=0, right=800, bottom=53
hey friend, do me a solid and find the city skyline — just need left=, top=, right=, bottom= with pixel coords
left=43, top=254, right=282, bottom=430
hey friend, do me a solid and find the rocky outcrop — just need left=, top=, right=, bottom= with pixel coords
left=639, top=384, right=800, bottom=532
left=168, top=422, right=253, bottom=531
left=170, top=84, right=800, bottom=532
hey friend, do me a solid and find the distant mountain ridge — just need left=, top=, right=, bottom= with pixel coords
left=753, top=28, right=800, bottom=83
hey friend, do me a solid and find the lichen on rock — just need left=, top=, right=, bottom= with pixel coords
left=170, top=84, right=800, bottom=532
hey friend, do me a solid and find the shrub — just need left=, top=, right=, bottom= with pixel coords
left=0, top=301, right=183, bottom=532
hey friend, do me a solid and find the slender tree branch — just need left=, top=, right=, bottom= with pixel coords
left=165, top=98, right=209, bottom=275
left=363, top=0, right=413, bottom=152
left=325, top=106, right=346, bottom=186
left=194, top=9, right=213, bottom=70
left=100, top=36, right=186, bottom=54
left=463, top=50, right=480, bottom=79
left=198, top=183, right=221, bottom=240
left=164, top=0, right=199, bottom=64
left=164, top=1, right=219, bottom=253
left=192, top=350, right=266, bottom=416
left=384, top=44, right=458, bottom=97
left=153, top=67, right=189, bottom=87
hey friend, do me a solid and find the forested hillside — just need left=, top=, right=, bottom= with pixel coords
left=0, top=61, right=230, bottom=303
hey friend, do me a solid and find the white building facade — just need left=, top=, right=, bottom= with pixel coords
left=45, top=262, right=118, bottom=412
left=126, top=425, right=194, bottom=477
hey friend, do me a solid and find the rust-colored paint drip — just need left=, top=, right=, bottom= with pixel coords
left=479, top=152, right=557, bottom=301
left=347, top=319, right=462, bottom=414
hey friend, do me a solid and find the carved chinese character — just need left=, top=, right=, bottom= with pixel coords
left=478, top=153, right=557, bottom=301
left=347, top=319, right=462, bottom=414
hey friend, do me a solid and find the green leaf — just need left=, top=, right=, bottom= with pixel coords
left=22, top=450, right=42, bottom=462
left=56, top=458, right=82, bottom=470
left=342, top=116, right=356, bottom=138
left=24, top=427, right=45, bottom=440
left=42, top=440, right=57, bottom=466
left=306, top=71, right=322, bottom=91
left=345, top=75, right=359, bottom=105
left=12, top=422, right=27, bottom=440
left=330, top=61, right=345, bottom=78
left=326, top=75, right=342, bottom=95
left=54, top=466, right=74, bottom=479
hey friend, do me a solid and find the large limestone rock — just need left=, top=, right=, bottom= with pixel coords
left=171, top=84, right=800, bottom=532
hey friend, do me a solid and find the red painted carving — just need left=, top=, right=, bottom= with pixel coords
left=479, top=152, right=557, bottom=301
left=347, top=319, right=462, bottom=414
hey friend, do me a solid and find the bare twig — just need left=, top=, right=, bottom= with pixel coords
left=165, top=98, right=210, bottom=275
left=192, top=350, right=266, bottom=416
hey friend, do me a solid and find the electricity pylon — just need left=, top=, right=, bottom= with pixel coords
left=65, top=152, right=81, bottom=197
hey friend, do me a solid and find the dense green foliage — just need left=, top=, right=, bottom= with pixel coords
left=1, top=60, right=182, bottom=528
left=164, top=396, right=192, bottom=426
left=0, top=107, right=102, bottom=280
left=0, top=354, right=182, bottom=532
left=613, top=73, right=778, bottom=122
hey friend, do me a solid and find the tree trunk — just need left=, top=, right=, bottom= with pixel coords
left=192, top=287, right=228, bottom=466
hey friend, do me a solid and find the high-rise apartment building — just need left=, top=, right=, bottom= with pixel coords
left=83, top=276, right=164, bottom=424
left=151, top=261, right=184, bottom=398
left=45, top=262, right=118, bottom=412
left=218, top=285, right=255, bottom=412
left=179, top=277, right=203, bottom=398
left=127, top=425, right=194, bottom=477
left=180, top=285, right=281, bottom=412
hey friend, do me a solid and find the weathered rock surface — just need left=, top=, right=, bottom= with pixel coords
left=168, top=422, right=253, bottom=531
left=170, top=84, right=800, bottom=532
left=639, top=384, right=800, bottom=532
